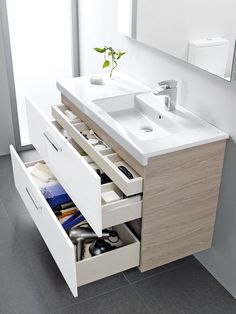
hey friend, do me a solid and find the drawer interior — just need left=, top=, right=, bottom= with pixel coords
left=27, top=157, right=141, bottom=216
left=75, top=223, right=140, bottom=287
left=52, top=121, right=142, bottom=202
left=52, top=104, right=143, bottom=196
left=24, top=159, right=140, bottom=279
left=25, top=157, right=141, bottom=246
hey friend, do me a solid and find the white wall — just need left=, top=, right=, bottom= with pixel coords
left=79, top=0, right=236, bottom=297
left=0, top=20, right=15, bottom=156
left=136, top=0, right=236, bottom=64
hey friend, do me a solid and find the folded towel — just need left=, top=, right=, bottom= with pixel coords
left=30, top=163, right=55, bottom=183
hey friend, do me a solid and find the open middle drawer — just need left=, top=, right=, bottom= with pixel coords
left=26, top=99, right=142, bottom=236
left=10, top=146, right=140, bottom=297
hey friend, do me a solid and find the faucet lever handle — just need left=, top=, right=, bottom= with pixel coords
left=158, top=80, right=177, bottom=89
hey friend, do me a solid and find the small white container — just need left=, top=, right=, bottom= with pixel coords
left=88, top=138, right=99, bottom=145
left=95, top=144, right=107, bottom=151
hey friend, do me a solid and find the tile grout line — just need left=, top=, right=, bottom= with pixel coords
left=123, top=263, right=187, bottom=286
left=51, top=283, right=132, bottom=313
left=131, top=283, right=153, bottom=314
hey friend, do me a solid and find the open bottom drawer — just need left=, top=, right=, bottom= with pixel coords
left=10, top=146, right=140, bottom=297
left=76, top=224, right=140, bottom=287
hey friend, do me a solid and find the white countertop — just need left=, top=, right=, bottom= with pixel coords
left=57, top=73, right=229, bottom=165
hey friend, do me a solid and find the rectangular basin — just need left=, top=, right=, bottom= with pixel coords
left=94, top=93, right=206, bottom=141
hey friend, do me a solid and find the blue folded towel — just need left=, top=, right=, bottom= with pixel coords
left=40, top=184, right=72, bottom=209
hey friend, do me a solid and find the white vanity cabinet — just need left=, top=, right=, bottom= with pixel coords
left=10, top=75, right=227, bottom=297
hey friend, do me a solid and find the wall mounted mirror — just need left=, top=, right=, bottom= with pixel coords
left=118, top=0, right=236, bottom=81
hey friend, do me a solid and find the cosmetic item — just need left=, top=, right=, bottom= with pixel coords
left=89, top=130, right=108, bottom=147
left=96, top=169, right=112, bottom=185
left=56, top=207, right=77, bottom=219
left=118, top=166, right=134, bottom=179
left=79, top=149, right=88, bottom=157
left=69, top=226, right=118, bottom=261
left=90, top=76, right=103, bottom=85
left=40, top=183, right=72, bottom=209
left=30, top=163, right=55, bottom=183
left=81, top=130, right=90, bottom=140
left=102, top=190, right=121, bottom=204
left=62, top=211, right=85, bottom=232
left=64, top=110, right=78, bottom=121
left=89, top=239, right=113, bottom=256
left=53, top=201, right=75, bottom=212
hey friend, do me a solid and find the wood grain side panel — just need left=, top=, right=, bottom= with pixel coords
left=61, top=94, right=145, bottom=177
left=140, top=141, right=226, bottom=271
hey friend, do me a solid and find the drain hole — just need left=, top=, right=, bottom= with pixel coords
left=140, top=126, right=153, bottom=133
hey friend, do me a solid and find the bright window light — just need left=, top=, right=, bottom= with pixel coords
left=6, top=0, right=73, bottom=145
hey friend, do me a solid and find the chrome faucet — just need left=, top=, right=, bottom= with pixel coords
left=153, top=80, right=177, bottom=111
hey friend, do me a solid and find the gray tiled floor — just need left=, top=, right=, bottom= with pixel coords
left=0, top=153, right=236, bottom=314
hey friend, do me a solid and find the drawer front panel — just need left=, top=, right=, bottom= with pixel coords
left=26, top=98, right=103, bottom=237
left=10, top=146, right=78, bottom=297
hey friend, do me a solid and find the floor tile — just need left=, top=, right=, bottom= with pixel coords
left=133, top=258, right=236, bottom=314
left=76, top=272, right=129, bottom=302
left=0, top=217, right=29, bottom=267
left=54, top=286, right=149, bottom=314
left=29, top=251, right=129, bottom=311
left=124, top=255, right=195, bottom=283
left=0, top=261, right=50, bottom=314
left=8, top=212, right=48, bottom=257
left=0, top=198, right=9, bottom=218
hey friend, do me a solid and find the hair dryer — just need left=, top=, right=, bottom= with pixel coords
left=69, top=226, right=118, bottom=261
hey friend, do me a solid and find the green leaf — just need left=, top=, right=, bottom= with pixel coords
left=94, top=47, right=106, bottom=53
left=117, top=51, right=126, bottom=60
left=103, top=60, right=110, bottom=68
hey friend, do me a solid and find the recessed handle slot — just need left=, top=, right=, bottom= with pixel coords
left=26, top=187, right=42, bottom=210
left=43, top=131, right=62, bottom=152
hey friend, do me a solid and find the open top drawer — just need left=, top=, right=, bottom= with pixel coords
left=10, top=146, right=140, bottom=297
left=26, top=99, right=142, bottom=237
left=51, top=104, right=143, bottom=196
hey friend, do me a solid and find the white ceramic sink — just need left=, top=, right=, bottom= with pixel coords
left=94, top=93, right=206, bottom=141
left=57, top=73, right=228, bottom=165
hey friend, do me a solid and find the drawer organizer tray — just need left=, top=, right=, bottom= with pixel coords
left=51, top=104, right=143, bottom=196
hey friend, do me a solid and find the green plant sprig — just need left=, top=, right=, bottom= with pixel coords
left=94, top=46, right=126, bottom=78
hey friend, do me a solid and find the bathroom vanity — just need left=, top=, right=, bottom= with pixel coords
left=10, top=73, right=228, bottom=297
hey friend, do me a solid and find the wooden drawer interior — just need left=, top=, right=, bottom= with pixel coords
left=76, top=224, right=140, bottom=287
